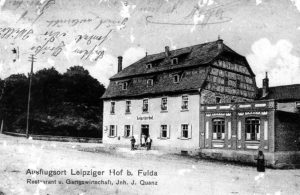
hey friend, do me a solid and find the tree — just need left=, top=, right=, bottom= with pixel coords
left=0, top=66, right=106, bottom=138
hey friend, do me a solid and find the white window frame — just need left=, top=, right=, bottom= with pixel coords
left=160, top=124, right=170, bottom=139
left=245, top=117, right=260, bottom=141
left=173, top=74, right=180, bottom=83
left=109, top=125, right=117, bottom=137
left=182, top=124, right=188, bottom=138
left=171, top=58, right=178, bottom=65
left=146, top=63, right=152, bottom=69
left=161, top=97, right=167, bottom=111
left=181, top=95, right=189, bottom=110
left=146, top=79, right=153, bottom=87
left=125, top=100, right=131, bottom=114
left=142, top=99, right=149, bottom=112
left=122, top=82, right=128, bottom=90
left=124, top=125, right=131, bottom=138
left=212, top=118, right=225, bottom=140
left=110, top=102, right=115, bottom=114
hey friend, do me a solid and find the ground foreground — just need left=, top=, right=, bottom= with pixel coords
left=0, top=134, right=299, bottom=195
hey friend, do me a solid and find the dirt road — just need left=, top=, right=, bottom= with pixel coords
left=0, top=134, right=299, bottom=195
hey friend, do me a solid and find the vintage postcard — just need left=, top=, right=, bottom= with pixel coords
left=0, top=0, right=300, bottom=194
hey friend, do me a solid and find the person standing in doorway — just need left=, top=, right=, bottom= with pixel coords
left=256, top=150, right=265, bottom=172
left=141, top=134, right=146, bottom=147
left=146, top=135, right=152, bottom=150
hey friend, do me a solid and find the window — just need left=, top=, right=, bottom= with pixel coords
left=146, top=79, right=153, bottom=87
left=181, top=124, right=189, bottom=138
left=142, top=99, right=148, bottom=112
left=160, top=125, right=168, bottom=138
left=171, top=58, right=178, bottom=65
left=173, top=74, right=180, bottom=83
left=109, top=125, right=116, bottom=137
left=181, top=95, right=188, bottom=110
left=146, top=63, right=152, bottom=69
left=224, top=77, right=229, bottom=85
left=161, top=97, right=167, bottom=111
left=125, top=101, right=131, bottom=113
left=110, top=102, right=115, bottom=114
left=124, top=125, right=131, bottom=137
left=212, top=119, right=225, bottom=140
left=236, top=79, right=241, bottom=88
left=122, top=82, right=128, bottom=90
left=216, top=97, right=221, bottom=103
left=245, top=118, right=260, bottom=141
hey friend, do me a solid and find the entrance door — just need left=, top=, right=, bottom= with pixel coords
left=140, top=125, right=149, bottom=146
left=141, top=125, right=149, bottom=137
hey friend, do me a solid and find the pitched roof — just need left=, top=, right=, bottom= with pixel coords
left=102, top=40, right=248, bottom=99
left=102, top=66, right=208, bottom=99
left=110, top=40, right=235, bottom=80
left=259, top=84, right=300, bottom=101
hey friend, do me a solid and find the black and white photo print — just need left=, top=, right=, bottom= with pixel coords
left=0, top=0, right=300, bottom=194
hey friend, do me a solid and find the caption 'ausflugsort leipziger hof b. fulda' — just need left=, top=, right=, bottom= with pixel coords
left=26, top=168, right=158, bottom=177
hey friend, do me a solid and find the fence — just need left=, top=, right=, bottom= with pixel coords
left=2, top=131, right=102, bottom=143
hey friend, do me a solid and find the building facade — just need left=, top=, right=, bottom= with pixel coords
left=102, top=39, right=300, bottom=168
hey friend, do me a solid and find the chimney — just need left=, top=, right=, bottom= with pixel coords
left=118, top=56, right=123, bottom=73
left=262, top=72, right=269, bottom=97
left=217, top=35, right=223, bottom=50
left=165, top=46, right=170, bottom=57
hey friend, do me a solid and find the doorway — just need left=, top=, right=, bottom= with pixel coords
left=141, top=124, right=149, bottom=137
left=140, top=125, right=149, bottom=146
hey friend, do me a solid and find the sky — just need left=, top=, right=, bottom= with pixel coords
left=0, top=0, right=299, bottom=87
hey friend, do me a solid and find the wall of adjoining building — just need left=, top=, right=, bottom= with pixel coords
left=277, top=102, right=299, bottom=113
left=200, top=100, right=276, bottom=152
left=274, top=111, right=300, bottom=152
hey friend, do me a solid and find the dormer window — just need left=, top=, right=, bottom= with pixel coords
left=173, top=74, right=180, bottom=83
left=236, top=79, right=241, bottom=89
left=224, top=77, right=229, bottom=86
left=146, top=63, right=152, bottom=69
left=122, top=82, right=128, bottom=90
left=146, top=79, right=153, bottom=87
left=171, top=58, right=178, bottom=65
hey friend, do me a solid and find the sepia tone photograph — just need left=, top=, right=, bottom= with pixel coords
left=0, top=0, right=300, bottom=194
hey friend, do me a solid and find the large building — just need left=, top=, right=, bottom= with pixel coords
left=101, top=39, right=300, bottom=168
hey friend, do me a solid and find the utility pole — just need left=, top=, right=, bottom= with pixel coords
left=26, top=54, right=36, bottom=138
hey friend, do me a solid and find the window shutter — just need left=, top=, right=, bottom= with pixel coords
left=227, top=122, right=231, bottom=140
left=131, top=125, right=134, bottom=136
left=257, top=124, right=261, bottom=140
left=159, top=125, right=162, bottom=139
left=237, top=121, right=241, bottom=140
left=264, top=121, right=268, bottom=140
left=188, top=124, right=192, bottom=139
left=115, top=125, right=117, bottom=137
left=167, top=125, right=170, bottom=139
left=177, top=124, right=181, bottom=139
left=205, top=121, right=209, bottom=139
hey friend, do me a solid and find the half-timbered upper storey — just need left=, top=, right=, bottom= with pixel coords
left=102, top=39, right=258, bottom=101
